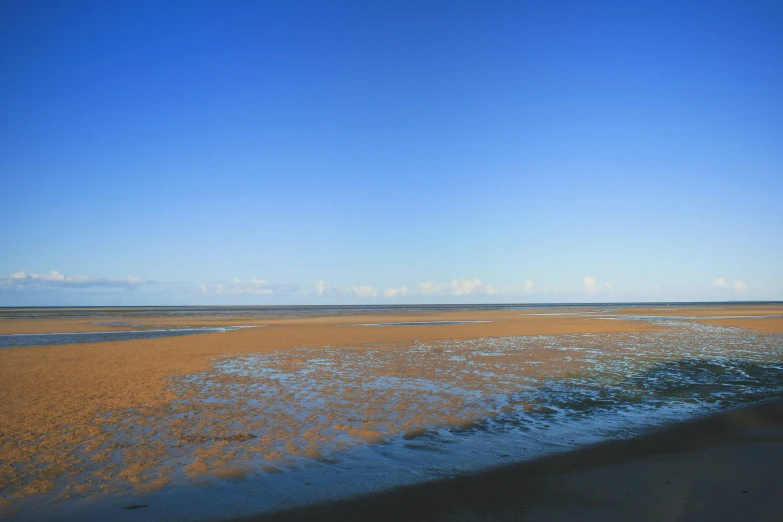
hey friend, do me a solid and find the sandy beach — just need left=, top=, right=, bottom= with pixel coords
left=1, top=304, right=782, bottom=519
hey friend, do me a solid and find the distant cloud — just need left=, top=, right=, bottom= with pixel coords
left=711, top=277, right=749, bottom=294
left=314, top=281, right=379, bottom=298
left=315, top=280, right=342, bottom=297
left=351, top=285, right=379, bottom=298
left=200, top=278, right=297, bottom=296
left=314, top=279, right=545, bottom=299
left=419, top=278, right=493, bottom=296
left=415, top=278, right=542, bottom=297
left=382, top=286, right=407, bottom=298
left=584, top=276, right=614, bottom=294
left=583, top=276, right=598, bottom=293
left=0, top=270, right=150, bottom=290
left=712, top=277, right=728, bottom=288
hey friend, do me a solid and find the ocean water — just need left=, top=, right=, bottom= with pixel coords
left=2, top=301, right=774, bottom=320
left=4, top=312, right=783, bottom=521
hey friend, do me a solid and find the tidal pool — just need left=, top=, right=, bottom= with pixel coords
left=0, top=326, right=259, bottom=349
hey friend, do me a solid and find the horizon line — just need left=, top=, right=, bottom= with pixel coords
left=1, top=300, right=782, bottom=310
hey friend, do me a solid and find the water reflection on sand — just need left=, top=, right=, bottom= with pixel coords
left=0, top=326, right=259, bottom=349
left=3, top=318, right=783, bottom=520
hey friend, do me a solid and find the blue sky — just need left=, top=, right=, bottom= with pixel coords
left=1, top=0, right=782, bottom=305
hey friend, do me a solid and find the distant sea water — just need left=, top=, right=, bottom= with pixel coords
left=1, top=301, right=778, bottom=320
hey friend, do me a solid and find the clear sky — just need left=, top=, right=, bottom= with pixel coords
left=1, top=0, right=782, bottom=305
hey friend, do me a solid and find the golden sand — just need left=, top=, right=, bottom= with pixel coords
left=1, top=305, right=781, bottom=509
left=695, top=317, right=783, bottom=333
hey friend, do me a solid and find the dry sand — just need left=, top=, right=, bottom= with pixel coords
left=247, top=398, right=783, bottom=522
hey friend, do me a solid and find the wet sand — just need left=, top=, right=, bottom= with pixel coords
left=601, top=305, right=783, bottom=317
left=0, top=310, right=664, bottom=501
left=3, top=304, right=782, bottom=335
left=0, top=318, right=142, bottom=335
left=248, top=398, right=783, bottom=522
left=1, top=304, right=782, bottom=516
left=0, top=308, right=662, bottom=506
left=697, top=317, right=783, bottom=333
left=0, top=309, right=667, bottom=430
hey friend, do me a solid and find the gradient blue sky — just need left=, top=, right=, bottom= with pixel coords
left=1, top=0, right=782, bottom=305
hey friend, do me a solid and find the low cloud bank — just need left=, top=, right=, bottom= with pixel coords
left=1, top=270, right=150, bottom=290
left=315, top=278, right=538, bottom=299
left=200, top=278, right=298, bottom=296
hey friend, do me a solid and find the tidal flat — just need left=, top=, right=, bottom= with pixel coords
left=1, top=304, right=782, bottom=520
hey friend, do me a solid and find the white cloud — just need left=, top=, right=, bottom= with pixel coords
left=382, top=286, right=407, bottom=298
left=200, top=278, right=297, bottom=295
left=351, top=285, right=379, bottom=298
left=583, top=276, right=598, bottom=293
left=418, top=281, right=439, bottom=295
left=583, top=276, right=614, bottom=294
left=314, top=278, right=542, bottom=299
left=484, top=285, right=501, bottom=295
left=314, top=281, right=380, bottom=298
left=314, top=280, right=346, bottom=297
left=419, top=278, right=491, bottom=296
left=0, top=270, right=150, bottom=290
left=713, top=277, right=728, bottom=288
left=417, top=278, right=543, bottom=297
left=711, top=278, right=750, bottom=294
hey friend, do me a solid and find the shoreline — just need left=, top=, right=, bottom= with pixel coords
left=243, top=398, right=783, bottom=522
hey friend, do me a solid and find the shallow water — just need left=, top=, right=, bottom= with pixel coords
left=595, top=314, right=783, bottom=320
left=353, top=320, right=491, bottom=326
left=0, top=326, right=258, bottom=349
